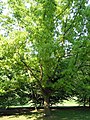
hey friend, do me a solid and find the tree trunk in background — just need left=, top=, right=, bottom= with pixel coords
left=83, top=97, right=86, bottom=107
left=44, top=95, right=51, bottom=116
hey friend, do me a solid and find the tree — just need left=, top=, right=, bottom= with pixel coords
left=0, top=0, right=89, bottom=116
left=67, top=4, right=90, bottom=107
left=71, top=39, right=90, bottom=107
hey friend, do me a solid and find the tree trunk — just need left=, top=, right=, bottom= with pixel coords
left=83, top=97, right=86, bottom=107
left=44, top=95, right=51, bottom=116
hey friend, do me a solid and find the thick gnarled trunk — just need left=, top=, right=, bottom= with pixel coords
left=44, top=95, right=51, bottom=116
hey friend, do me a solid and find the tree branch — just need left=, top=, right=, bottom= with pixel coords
left=39, top=62, right=43, bottom=81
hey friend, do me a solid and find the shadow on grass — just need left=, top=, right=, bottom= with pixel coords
left=0, top=107, right=90, bottom=120
left=27, top=107, right=90, bottom=120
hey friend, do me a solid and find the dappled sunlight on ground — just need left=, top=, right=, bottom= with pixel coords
left=0, top=108, right=90, bottom=120
left=0, top=109, right=44, bottom=120
left=1, top=115, right=28, bottom=120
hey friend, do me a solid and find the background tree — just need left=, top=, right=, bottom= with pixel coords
left=68, top=4, right=90, bottom=107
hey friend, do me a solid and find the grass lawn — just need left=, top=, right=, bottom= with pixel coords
left=0, top=107, right=90, bottom=120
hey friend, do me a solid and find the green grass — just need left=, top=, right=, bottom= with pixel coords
left=0, top=108, right=90, bottom=120
left=9, top=99, right=79, bottom=108
left=55, top=99, right=79, bottom=106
